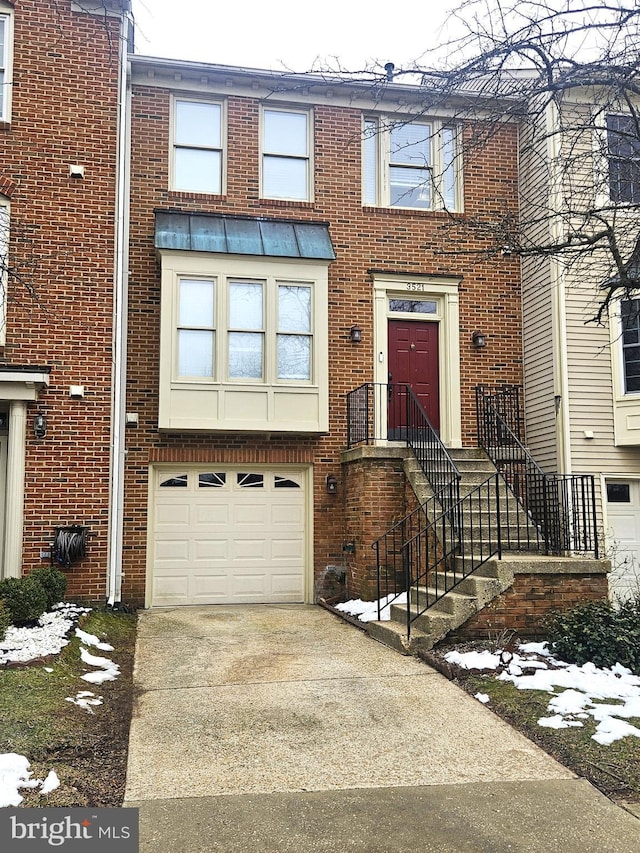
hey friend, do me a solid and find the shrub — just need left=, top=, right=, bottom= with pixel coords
left=544, top=597, right=640, bottom=674
left=0, top=599, right=11, bottom=640
left=28, top=566, right=67, bottom=610
left=0, top=576, right=47, bottom=625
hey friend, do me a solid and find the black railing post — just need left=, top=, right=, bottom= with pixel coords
left=591, top=476, right=599, bottom=559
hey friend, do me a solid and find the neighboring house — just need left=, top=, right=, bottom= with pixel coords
left=0, top=0, right=131, bottom=600
left=519, top=92, right=640, bottom=601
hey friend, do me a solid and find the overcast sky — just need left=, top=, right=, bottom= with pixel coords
left=130, top=0, right=459, bottom=72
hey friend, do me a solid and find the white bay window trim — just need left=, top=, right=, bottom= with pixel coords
left=363, top=115, right=461, bottom=211
left=160, top=253, right=328, bottom=432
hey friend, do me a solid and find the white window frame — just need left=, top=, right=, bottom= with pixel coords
left=260, top=106, right=313, bottom=202
left=170, top=97, right=225, bottom=194
left=363, top=115, right=461, bottom=212
left=605, top=113, right=640, bottom=206
left=170, top=267, right=317, bottom=387
left=0, top=7, right=13, bottom=123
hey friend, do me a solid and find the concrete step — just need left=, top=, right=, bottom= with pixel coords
left=366, top=618, right=434, bottom=655
left=389, top=603, right=454, bottom=645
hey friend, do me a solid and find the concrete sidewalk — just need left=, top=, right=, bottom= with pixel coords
left=124, top=605, right=640, bottom=852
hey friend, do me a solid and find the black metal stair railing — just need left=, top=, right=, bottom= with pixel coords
left=476, top=384, right=599, bottom=557
left=346, top=382, right=461, bottom=514
left=373, top=475, right=503, bottom=635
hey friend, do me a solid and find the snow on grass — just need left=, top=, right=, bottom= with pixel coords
left=445, top=643, right=640, bottom=745
left=0, top=754, right=58, bottom=807
left=0, top=603, right=90, bottom=665
left=335, top=592, right=407, bottom=622
left=75, top=627, right=114, bottom=652
left=1, top=603, right=118, bottom=805
left=65, top=690, right=104, bottom=713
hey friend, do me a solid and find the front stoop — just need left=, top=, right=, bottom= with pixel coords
left=366, top=554, right=610, bottom=655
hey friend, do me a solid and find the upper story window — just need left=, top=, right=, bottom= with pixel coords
left=607, top=114, right=640, bottom=204
left=0, top=11, right=12, bottom=122
left=363, top=117, right=459, bottom=211
left=261, top=108, right=312, bottom=201
left=172, top=99, right=223, bottom=194
left=621, top=298, right=640, bottom=392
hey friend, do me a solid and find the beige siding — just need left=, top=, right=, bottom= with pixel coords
left=519, top=108, right=558, bottom=473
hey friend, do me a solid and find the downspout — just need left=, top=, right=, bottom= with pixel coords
left=107, top=5, right=132, bottom=607
left=548, top=99, right=572, bottom=475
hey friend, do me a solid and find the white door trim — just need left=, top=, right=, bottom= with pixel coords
left=372, top=273, right=462, bottom=447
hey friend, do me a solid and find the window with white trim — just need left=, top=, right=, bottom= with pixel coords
left=607, top=114, right=640, bottom=204
left=172, top=99, right=223, bottom=194
left=363, top=116, right=459, bottom=210
left=262, top=108, right=312, bottom=201
left=0, top=11, right=12, bottom=122
left=621, top=298, right=640, bottom=392
left=174, top=275, right=313, bottom=384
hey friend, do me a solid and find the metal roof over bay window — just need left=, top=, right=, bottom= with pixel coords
left=155, top=211, right=336, bottom=260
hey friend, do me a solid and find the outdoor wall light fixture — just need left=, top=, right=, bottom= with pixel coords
left=326, top=475, right=338, bottom=495
left=472, top=331, right=487, bottom=349
left=349, top=325, right=362, bottom=343
left=33, top=412, right=47, bottom=439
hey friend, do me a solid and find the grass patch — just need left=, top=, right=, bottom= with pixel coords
left=459, top=671, right=640, bottom=802
left=0, top=609, right=137, bottom=807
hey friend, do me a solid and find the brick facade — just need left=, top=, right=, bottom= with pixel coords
left=0, top=0, right=124, bottom=601
left=448, top=573, right=610, bottom=640
left=123, top=71, right=523, bottom=606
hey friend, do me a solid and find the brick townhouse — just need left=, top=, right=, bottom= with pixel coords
left=0, top=0, right=131, bottom=602
left=1, top=3, right=610, bottom=638
left=123, top=57, right=525, bottom=610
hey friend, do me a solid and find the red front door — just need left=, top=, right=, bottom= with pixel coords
left=388, top=319, right=440, bottom=430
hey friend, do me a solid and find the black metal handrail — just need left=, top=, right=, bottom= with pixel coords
left=346, top=382, right=461, bottom=513
left=373, top=475, right=503, bottom=633
left=476, top=385, right=598, bottom=557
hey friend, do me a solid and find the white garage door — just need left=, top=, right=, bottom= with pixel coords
left=151, top=467, right=307, bottom=606
left=606, top=480, right=640, bottom=601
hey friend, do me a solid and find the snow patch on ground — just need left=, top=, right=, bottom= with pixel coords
left=444, top=643, right=640, bottom=745
left=0, top=603, right=119, bottom=806
left=0, top=603, right=90, bottom=665
left=0, top=754, right=58, bottom=807
left=335, top=592, right=407, bottom=622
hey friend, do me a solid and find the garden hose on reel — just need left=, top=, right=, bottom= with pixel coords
left=53, top=526, right=88, bottom=568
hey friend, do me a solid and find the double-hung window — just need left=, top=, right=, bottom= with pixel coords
left=0, top=11, right=12, bottom=122
left=363, top=116, right=459, bottom=210
left=262, top=108, right=311, bottom=201
left=607, top=114, right=640, bottom=205
left=228, top=280, right=264, bottom=379
left=172, top=99, right=223, bottom=194
left=621, top=298, right=640, bottom=392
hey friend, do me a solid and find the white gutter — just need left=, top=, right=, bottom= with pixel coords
left=107, top=7, right=132, bottom=606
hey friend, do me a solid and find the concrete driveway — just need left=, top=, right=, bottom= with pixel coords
left=124, top=604, right=640, bottom=852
